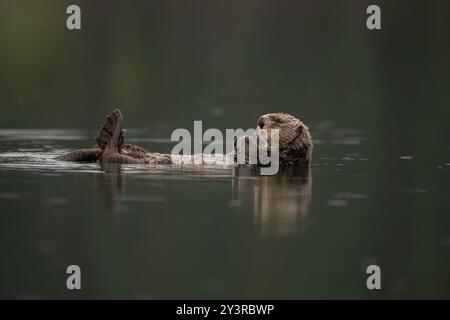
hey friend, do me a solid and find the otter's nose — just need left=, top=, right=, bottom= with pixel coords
left=257, top=117, right=265, bottom=129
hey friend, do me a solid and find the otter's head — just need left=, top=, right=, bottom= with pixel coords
left=256, top=113, right=313, bottom=165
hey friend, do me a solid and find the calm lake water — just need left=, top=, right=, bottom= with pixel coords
left=0, top=0, right=449, bottom=300
left=0, top=126, right=449, bottom=299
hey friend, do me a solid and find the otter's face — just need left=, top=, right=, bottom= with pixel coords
left=256, top=113, right=313, bottom=164
left=256, top=113, right=301, bottom=148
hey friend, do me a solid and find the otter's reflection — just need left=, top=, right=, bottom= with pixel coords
left=232, top=166, right=312, bottom=237
left=95, top=163, right=124, bottom=228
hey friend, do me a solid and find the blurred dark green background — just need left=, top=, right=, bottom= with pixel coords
left=1, top=1, right=449, bottom=138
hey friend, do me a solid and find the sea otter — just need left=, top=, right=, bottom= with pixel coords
left=55, top=109, right=313, bottom=166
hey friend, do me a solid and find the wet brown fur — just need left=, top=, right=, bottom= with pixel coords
left=256, top=113, right=313, bottom=166
left=56, top=110, right=312, bottom=166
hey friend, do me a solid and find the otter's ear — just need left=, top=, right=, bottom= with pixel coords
left=289, top=123, right=305, bottom=151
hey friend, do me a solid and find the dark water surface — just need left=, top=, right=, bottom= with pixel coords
left=1, top=0, right=450, bottom=299
left=0, top=127, right=449, bottom=299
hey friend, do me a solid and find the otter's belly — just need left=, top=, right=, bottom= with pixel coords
left=169, top=154, right=235, bottom=166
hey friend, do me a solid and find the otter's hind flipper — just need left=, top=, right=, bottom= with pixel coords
left=95, top=109, right=124, bottom=151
